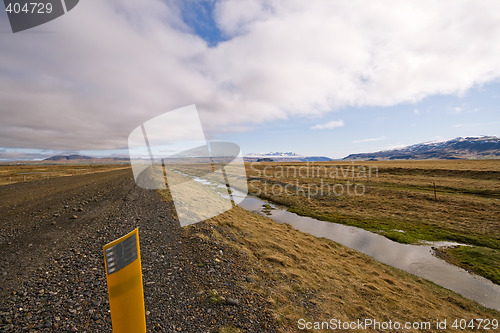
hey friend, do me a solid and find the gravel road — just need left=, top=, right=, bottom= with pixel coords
left=0, top=169, right=277, bottom=332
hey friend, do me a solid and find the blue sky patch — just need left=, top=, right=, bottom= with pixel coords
left=179, top=0, right=227, bottom=47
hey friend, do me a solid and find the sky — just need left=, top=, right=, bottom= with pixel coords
left=1, top=0, right=500, bottom=160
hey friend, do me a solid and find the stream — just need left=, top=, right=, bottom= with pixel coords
left=181, top=171, right=500, bottom=311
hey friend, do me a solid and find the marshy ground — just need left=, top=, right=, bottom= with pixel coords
left=245, top=160, right=500, bottom=286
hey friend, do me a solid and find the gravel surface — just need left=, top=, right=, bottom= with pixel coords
left=0, top=169, right=277, bottom=332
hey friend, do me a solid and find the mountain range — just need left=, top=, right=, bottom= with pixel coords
left=244, top=152, right=332, bottom=162
left=44, top=154, right=94, bottom=161
left=343, top=136, right=500, bottom=160
left=41, top=154, right=128, bottom=164
left=24, top=136, right=500, bottom=164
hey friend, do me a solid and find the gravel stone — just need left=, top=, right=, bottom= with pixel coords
left=0, top=169, right=277, bottom=332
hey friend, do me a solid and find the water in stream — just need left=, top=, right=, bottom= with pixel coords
left=183, top=171, right=500, bottom=311
left=232, top=190, right=500, bottom=311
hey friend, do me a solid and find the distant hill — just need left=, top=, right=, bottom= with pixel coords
left=343, top=136, right=500, bottom=160
left=245, top=152, right=332, bottom=162
left=44, top=154, right=94, bottom=161
left=41, top=155, right=128, bottom=164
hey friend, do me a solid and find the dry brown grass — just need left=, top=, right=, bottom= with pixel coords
left=316, top=159, right=500, bottom=171
left=201, top=207, right=499, bottom=332
left=245, top=160, right=500, bottom=247
left=0, top=164, right=130, bottom=186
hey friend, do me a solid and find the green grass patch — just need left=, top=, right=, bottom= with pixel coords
left=444, top=246, right=500, bottom=285
left=285, top=203, right=500, bottom=249
left=208, top=290, right=225, bottom=305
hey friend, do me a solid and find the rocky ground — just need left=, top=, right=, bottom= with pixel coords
left=0, top=168, right=277, bottom=332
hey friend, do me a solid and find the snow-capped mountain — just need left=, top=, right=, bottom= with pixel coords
left=343, top=136, right=500, bottom=160
left=245, top=152, right=331, bottom=162
left=245, top=152, right=303, bottom=158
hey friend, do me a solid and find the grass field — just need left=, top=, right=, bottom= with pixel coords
left=244, top=160, right=500, bottom=284
left=0, top=164, right=129, bottom=186
left=185, top=206, right=499, bottom=332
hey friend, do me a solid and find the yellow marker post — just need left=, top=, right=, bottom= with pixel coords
left=103, top=228, right=146, bottom=333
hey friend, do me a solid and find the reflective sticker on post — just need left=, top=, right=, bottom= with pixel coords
left=105, top=233, right=138, bottom=275
left=103, top=229, right=146, bottom=333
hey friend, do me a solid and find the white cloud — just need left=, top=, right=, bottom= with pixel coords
left=0, top=149, right=57, bottom=161
left=352, top=136, right=386, bottom=143
left=214, top=0, right=274, bottom=37
left=452, top=122, right=496, bottom=128
left=1, top=0, right=500, bottom=150
left=449, top=106, right=464, bottom=114
left=449, top=106, right=479, bottom=114
left=311, top=120, right=344, bottom=130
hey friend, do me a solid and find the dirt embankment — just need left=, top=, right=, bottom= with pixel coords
left=0, top=169, right=277, bottom=332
